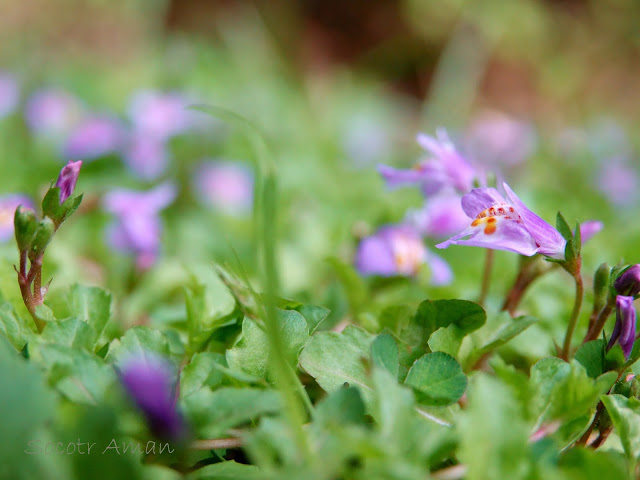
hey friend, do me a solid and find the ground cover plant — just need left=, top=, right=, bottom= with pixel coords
left=2, top=1, right=640, bottom=479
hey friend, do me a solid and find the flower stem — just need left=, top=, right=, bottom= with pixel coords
left=478, top=249, right=494, bottom=307
left=561, top=271, right=584, bottom=360
left=583, top=301, right=614, bottom=344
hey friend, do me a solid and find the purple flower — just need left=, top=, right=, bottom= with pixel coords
left=55, top=160, right=82, bottom=204
left=63, top=115, right=125, bottom=160
left=103, top=183, right=176, bottom=269
left=0, top=194, right=34, bottom=242
left=128, top=90, right=193, bottom=140
left=607, top=295, right=636, bottom=359
left=378, top=129, right=475, bottom=197
left=24, top=88, right=82, bottom=137
left=193, top=160, right=254, bottom=216
left=615, top=265, right=640, bottom=297
left=436, top=183, right=566, bottom=259
left=595, top=160, right=639, bottom=207
left=405, top=191, right=469, bottom=238
left=121, top=133, right=170, bottom=181
left=118, top=354, right=186, bottom=441
left=355, top=224, right=452, bottom=285
left=465, top=110, right=536, bottom=166
left=0, top=72, right=19, bottom=119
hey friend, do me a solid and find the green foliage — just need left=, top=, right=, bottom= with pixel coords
left=404, top=352, right=467, bottom=406
left=601, top=394, right=640, bottom=463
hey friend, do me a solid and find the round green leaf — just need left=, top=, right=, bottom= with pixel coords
left=404, top=352, right=467, bottom=406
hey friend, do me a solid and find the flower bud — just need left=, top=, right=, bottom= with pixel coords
left=28, top=217, right=55, bottom=260
left=607, top=295, right=637, bottom=359
left=592, top=262, right=610, bottom=313
left=55, top=160, right=82, bottom=204
left=615, top=264, right=640, bottom=297
left=13, top=206, right=37, bottom=251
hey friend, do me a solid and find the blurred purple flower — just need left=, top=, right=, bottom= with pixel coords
left=406, top=191, right=469, bottom=238
left=579, top=220, right=603, bottom=243
left=193, top=160, right=253, bottom=216
left=103, top=183, right=176, bottom=269
left=436, top=183, right=566, bottom=259
left=465, top=110, right=536, bottom=166
left=118, top=354, right=187, bottom=441
left=0, top=72, right=19, bottom=119
left=355, top=224, right=452, bottom=285
left=24, top=88, right=82, bottom=137
left=378, top=129, right=475, bottom=197
left=63, top=115, right=126, bottom=160
left=607, top=295, right=636, bottom=359
left=615, top=264, right=640, bottom=297
left=122, top=133, right=170, bottom=181
left=596, top=160, right=639, bottom=207
left=55, top=160, right=82, bottom=204
left=128, top=90, right=192, bottom=140
left=0, top=194, right=34, bottom=242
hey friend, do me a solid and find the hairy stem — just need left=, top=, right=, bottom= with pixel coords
left=561, top=271, right=584, bottom=360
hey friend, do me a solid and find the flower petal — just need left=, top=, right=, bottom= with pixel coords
left=502, top=183, right=566, bottom=259
left=435, top=216, right=539, bottom=256
left=425, top=251, right=453, bottom=286
left=579, top=220, right=603, bottom=244
left=460, top=188, right=508, bottom=218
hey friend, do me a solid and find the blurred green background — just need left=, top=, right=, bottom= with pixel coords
left=0, top=0, right=638, bottom=333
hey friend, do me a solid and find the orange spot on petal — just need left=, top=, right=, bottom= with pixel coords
left=484, top=224, right=497, bottom=235
left=471, top=219, right=481, bottom=227
left=487, top=217, right=497, bottom=224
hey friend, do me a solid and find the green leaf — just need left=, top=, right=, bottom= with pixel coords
left=299, top=325, right=374, bottom=403
left=65, top=284, right=112, bottom=349
left=601, top=394, right=640, bottom=462
left=326, top=257, right=367, bottom=314
left=458, top=374, right=531, bottom=480
left=370, top=332, right=399, bottom=378
left=293, top=304, right=330, bottom=334
left=0, top=301, right=35, bottom=351
left=180, top=352, right=226, bottom=398
left=226, top=309, right=309, bottom=380
left=183, top=387, right=282, bottom=438
left=558, top=447, right=629, bottom=480
left=574, top=339, right=605, bottom=378
left=313, top=386, right=366, bottom=429
left=404, top=352, right=467, bottom=406
left=107, top=326, right=170, bottom=366
left=41, top=316, right=96, bottom=351
left=378, top=305, right=413, bottom=333
left=185, top=265, right=238, bottom=351
left=428, top=325, right=463, bottom=356
left=556, top=212, right=573, bottom=241
left=0, top=336, right=56, bottom=474
left=187, top=461, right=262, bottom=480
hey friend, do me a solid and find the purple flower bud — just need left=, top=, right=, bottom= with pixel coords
left=24, top=88, right=82, bottom=137
left=118, top=354, right=187, bottom=441
left=63, top=115, right=125, bottom=160
left=615, top=265, right=640, bottom=297
left=55, top=160, right=82, bottom=204
left=193, top=160, right=253, bottom=216
left=0, top=71, right=19, bottom=119
left=103, top=183, right=176, bottom=269
left=128, top=90, right=193, bottom=140
left=607, top=295, right=637, bottom=359
left=0, top=195, right=34, bottom=242
left=355, top=224, right=452, bottom=285
left=121, top=133, right=170, bottom=181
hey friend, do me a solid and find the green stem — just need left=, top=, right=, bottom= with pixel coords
left=561, top=271, right=584, bottom=360
left=478, top=249, right=494, bottom=307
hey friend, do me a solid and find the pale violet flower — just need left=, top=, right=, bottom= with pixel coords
left=378, top=129, right=475, bottom=197
left=596, top=160, right=639, bottom=207
left=0, top=72, right=19, bottom=119
left=128, top=90, right=193, bottom=140
left=193, top=160, right=253, bottom=216
left=63, top=115, right=126, bottom=160
left=436, top=183, right=566, bottom=259
left=406, top=191, right=469, bottom=238
left=607, top=296, right=636, bottom=359
left=0, top=194, right=34, bottom=242
left=121, top=133, right=170, bottom=181
left=355, top=224, right=452, bottom=285
left=24, top=88, right=82, bottom=137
